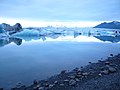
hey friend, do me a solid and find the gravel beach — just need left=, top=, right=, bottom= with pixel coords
left=4, top=54, right=120, bottom=90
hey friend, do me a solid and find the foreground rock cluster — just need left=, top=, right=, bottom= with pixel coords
left=2, top=54, right=120, bottom=90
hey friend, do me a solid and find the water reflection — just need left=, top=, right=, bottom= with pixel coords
left=95, top=36, right=120, bottom=43
left=0, top=29, right=120, bottom=89
left=0, top=37, right=22, bottom=47
left=0, top=30, right=120, bottom=47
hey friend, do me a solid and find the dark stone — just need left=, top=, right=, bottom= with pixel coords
left=110, top=54, right=113, bottom=56
left=69, top=79, right=76, bottom=86
left=0, top=88, right=3, bottom=90
left=88, top=62, right=92, bottom=64
left=1, top=23, right=23, bottom=35
left=60, top=70, right=66, bottom=74
left=33, top=80, right=38, bottom=85
left=105, top=61, right=110, bottom=65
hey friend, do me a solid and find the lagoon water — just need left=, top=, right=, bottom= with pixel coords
left=0, top=28, right=120, bottom=89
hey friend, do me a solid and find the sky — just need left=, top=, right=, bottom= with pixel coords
left=0, top=0, right=120, bottom=27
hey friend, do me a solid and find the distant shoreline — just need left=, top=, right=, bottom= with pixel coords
left=9, top=54, right=120, bottom=90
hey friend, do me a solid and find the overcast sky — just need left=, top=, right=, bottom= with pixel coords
left=0, top=0, right=120, bottom=27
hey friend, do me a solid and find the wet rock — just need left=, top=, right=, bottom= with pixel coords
left=101, top=70, right=109, bottom=75
left=54, top=81, right=58, bottom=84
left=0, top=88, right=3, bottom=90
left=73, top=67, right=81, bottom=72
left=69, top=79, right=76, bottom=86
left=33, top=86, right=39, bottom=90
left=68, top=76, right=75, bottom=79
left=110, top=54, right=113, bottom=56
left=33, top=80, right=38, bottom=85
left=105, top=65, right=117, bottom=73
left=82, top=72, right=89, bottom=76
left=76, top=75, right=82, bottom=78
left=11, top=85, right=26, bottom=90
left=77, top=72, right=82, bottom=75
left=105, top=61, right=110, bottom=65
left=98, top=60, right=102, bottom=62
left=44, top=80, right=48, bottom=83
left=73, top=67, right=79, bottom=71
left=64, top=79, right=69, bottom=85
left=38, top=87, right=44, bottom=90
left=64, top=79, right=69, bottom=82
left=100, top=67, right=105, bottom=70
left=81, top=66, right=83, bottom=69
left=88, top=62, right=92, bottom=64
left=108, top=67, right=116, bottom=73
left=75, top=78, right=80, bottom=82
left=36, top=84, right=40, bottom=88
left=60, top=83, right=64, bottom=86
left=44, top=83, right=49, bottom=87
left=16, top=82, right=22, bottom=88
left=49, top=84, right=54, bottom=89
left=60, top=70, right=66, bottom=74
left=98, top=73, right=102, bottom=77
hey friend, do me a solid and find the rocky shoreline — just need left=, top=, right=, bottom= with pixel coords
left=1, top=54, right=120, bottom=90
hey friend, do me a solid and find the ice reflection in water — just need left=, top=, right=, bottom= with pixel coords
left=0, top=28, right=120, bottom=89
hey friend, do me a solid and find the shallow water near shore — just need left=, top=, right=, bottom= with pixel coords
left=0, top=28, right=120, bottom=89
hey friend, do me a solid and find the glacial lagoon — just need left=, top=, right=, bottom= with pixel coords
left=0, top=28, right=120, bottom=89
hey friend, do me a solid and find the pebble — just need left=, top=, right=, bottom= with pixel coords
left=64, top=79, right=69, bottom=82
left=33, top=86, right=39, bottom=90
left=98, top=73, right=102, bottom=76
left=110, top=54, right=113, bottom=56
left=60, top=83, right=64, bottom=86
left=33, top=80, right=38, bottom=85
left=68, top=76, right=75, bottom=79
left=88, top=62, right=92, bottom=64
left=105, top=65, right=116, bottom=73
left=108, top=67, right=116, bottom=73
left=60, top=70, right=66, bottom=74
left=101, top=70, right=109, bottom=75
left=105, top=61, right=110, bottom=65
left=81, top=66, right=83, bottom=69
left=75, top=78, right=80, bottom=82
left=10, top=54, right=120, bottom=90
left=39, top=87, right=44, bottom=90
left=49, top=84, right=54, bottom=89
left=100, top=67, right=104, bottom=70
left=54, top=81, right=58, bottom=84
left=36, top=84, right=40, bottom=88
left=69, top=79, right=76, bottom=86
left=82, top=72, right=89, bottom=76
left=44, top=80, right=48, bottom=83
left=44, top=83, right=49, bottom=87
left=73, top=67, right=79, bottom=71
left=77, top=72, right=82, bottom=75
left=98, top=60, right=102, bottom=62
left=76, top=75, right=82, bottom=78
left=16, top=82, right=22, bottom=88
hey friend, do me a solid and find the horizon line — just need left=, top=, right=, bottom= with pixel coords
left=0, top=18, right=119, bottom=28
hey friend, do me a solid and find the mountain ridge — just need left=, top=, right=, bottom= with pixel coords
left=94, top=21, right=120, bottom=29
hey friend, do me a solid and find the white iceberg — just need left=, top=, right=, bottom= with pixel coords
left=13, top=29, right=39, bottom=37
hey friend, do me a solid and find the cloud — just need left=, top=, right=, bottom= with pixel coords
left=0, top=0, right=120, bottom=21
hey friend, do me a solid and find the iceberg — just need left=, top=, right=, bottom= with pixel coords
left=13, top=29, right=39, bottom=37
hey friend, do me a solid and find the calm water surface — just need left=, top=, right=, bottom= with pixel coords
left=0, top=28, right=120, bottom=89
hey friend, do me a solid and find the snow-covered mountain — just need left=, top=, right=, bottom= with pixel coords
left=94, top=21, right=120, bottom=29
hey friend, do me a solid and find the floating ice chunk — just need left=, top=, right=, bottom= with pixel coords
left=13, top=29, right=39, bottom=36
